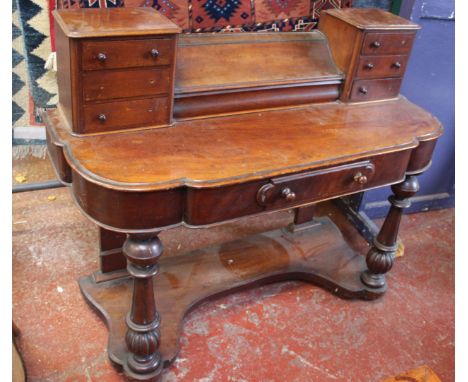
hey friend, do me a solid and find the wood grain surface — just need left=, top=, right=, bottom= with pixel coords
left=53, top=8, right=181, bottom=38
left=44, top=97, right=442, bottom=191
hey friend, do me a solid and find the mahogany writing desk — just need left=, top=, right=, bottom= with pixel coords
left=45, top=7, right=442, bottom=381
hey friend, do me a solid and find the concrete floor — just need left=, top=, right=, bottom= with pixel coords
left=12, top=184, right=454, bottom=382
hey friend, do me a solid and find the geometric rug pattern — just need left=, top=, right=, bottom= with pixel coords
left=12, top=0, right=30, bottom=127
left=17, top=0, right=58, bottom=106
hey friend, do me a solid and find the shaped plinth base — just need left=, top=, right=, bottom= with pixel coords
left=79, top=217, right=385, bottom=372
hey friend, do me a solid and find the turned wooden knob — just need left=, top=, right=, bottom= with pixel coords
left=98, top=114, right=107, bottom=122
left=359, top=87, right=368, bottom=95
left=97, top=53, right=107, bottom=62
left=392, top=61, right=402, bottom=69
left=365, top=63, right=374, bottom=70
left=150, top=49, right=160, bottom=58
left=354, top=172, right=368, bottom=184
left=281, top=187, right=296, bottom=202
left=371, top=41, right=381, bottom=48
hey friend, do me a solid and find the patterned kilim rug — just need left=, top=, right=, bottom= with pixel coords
left=12, top=0, right=352, bottom=129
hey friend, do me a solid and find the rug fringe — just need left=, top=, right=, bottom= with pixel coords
left=12, top=145, right=47, bottom=160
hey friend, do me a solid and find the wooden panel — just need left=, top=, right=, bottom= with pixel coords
left=350, top=78, right=402, bottom=101
left=82, top=97, right=170, bottom=133
left=318, top=11, right=361, bottom=101
left=82, top=68, right=172, bottom=102
left=175, top=32, right=342, bottom=94
left=355, top=54, right=408, bottom=79
left=82, top=38, right=175, bottom=70
left=318, top=12, right=360, bottom=73
left=323, top=8, right=420, bottom=30
left=174, top=83, right=340, bottom=119
left=71, top=170, right=184, bottom=230
left=43, top=98, right=442, bottom=190
left=53, top=8, right=181, bottom=38
left=55, top=20, right=73, bottom=128
left=407, top=139, right=438, bottom=174
left=45, top=127, right=71, bottom=183
left=185, top=151, right=411, bottom=225
left=362, top=32, right=416, bottom=55
left=256, top=161, right=376, bottom=209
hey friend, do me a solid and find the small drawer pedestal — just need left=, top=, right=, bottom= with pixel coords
left=53, top=8, right=181, bottom=134
left=319, top=8, right=420, bottom=102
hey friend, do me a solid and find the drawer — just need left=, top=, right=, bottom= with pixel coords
left=256, top=161, right=375, bottom=209
left=355, top=55, right=408, bottom=79
left=82, top=97, right=170, bottom=133
left=82, top=68, right=172, bottom=102
left=362, top=32, right=415, bottom=55
left=350, top=78, right=401, bottom=101
left=185, top=151, right=412, bottom=225
left=81, top=38, right=175, bottom=70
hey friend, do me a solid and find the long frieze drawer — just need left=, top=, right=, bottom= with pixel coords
left=82, top=97, right=170, bottom=133
left=349, top=78, right=402, bottom=102
left=255, top=161, right=375, bottom=209
left=355, top=55, right=408, bottom=79
left=82, top=68, right=172, bottom=102
left=81, top=38, right=175, bottom=70
left=361, top=32, right=415, bottom=55
left=185, top=151, right=412, bottom=226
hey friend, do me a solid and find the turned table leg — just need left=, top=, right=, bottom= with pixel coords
left=361, top=175, right=420, bottom=289
left=123, top=233, right=163, bottom=381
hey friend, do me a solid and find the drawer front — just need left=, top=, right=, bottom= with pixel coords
left=185, top=151, right=412, bottom=226
left=82, top=38, right=175, bottom=70
left=355, top=55, right=408, bottom=79
left=362, top=32, right=415, bottom=56
left=82, top=68, right=172, bottom=102
left=256, top=161, right=375, bottom=209
left=350, top=78, right=401, bottom=102
left=82, top=97, right=170, bottom=133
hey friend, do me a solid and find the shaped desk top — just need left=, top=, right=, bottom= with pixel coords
left=46, top=97, right=441, bottom=191
left=45, top=97, right=441, bottom=231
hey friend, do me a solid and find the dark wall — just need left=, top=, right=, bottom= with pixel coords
left=353, top=0, right=392, bottom=10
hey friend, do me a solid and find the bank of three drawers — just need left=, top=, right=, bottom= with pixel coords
left=53, top=8, right=180, bottom=134
left=319, top=9, right=420, bottom=103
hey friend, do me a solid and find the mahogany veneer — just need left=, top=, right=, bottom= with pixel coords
left=319, top=8, right=419, bottom=102
left=44, top=7, right=443, bottom=382
left=53, top=8, right=180, bottom=134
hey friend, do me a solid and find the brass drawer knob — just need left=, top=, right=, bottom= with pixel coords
left=359, top=86, right=368, bottom=95
left=98, top=114, right=107, bottom=122
left=354, top=172, right=368, bottom=184
left=97, top=53, right=107, bottom=62
left=281, top=187, right=296, bottom=202
left=365, top=63, right=374, bottom=70
left=392, top=61, right=402, bottom=69
left=150, top=49, right=160, bottom=58
left=371, top=41, right=381, bottom=48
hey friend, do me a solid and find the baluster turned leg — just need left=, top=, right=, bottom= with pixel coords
left=123, top=233, right=164, bottom=381
left=361, top=175, right=420, bottom=289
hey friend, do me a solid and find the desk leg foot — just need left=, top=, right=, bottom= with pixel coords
left=361, top=175, right=419, bottom=289
left=123, top=233, right=163, bottom=382
left=79, top=215, right=387, bottom=377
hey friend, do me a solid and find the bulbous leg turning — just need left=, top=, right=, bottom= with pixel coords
left=123, top=233, right=164, bottom=381
left=361, top=175, right=419, bottom=289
